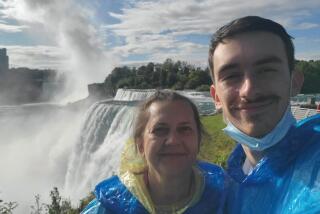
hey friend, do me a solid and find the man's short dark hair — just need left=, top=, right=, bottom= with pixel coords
left=208, top=16, right=295, bottom=83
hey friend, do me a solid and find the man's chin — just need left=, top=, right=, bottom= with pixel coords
left=234, top=121, right=268, bottom=138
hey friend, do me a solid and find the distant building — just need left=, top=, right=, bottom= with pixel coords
left=0, top=48, right=9, bottom=73
left=0, top=48, right=63, bottom=105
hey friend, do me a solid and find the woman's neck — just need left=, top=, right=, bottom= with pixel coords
left=146, top=168, right=194, bottom=206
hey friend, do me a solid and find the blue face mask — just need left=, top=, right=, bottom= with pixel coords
left=223, top=106, right=296, bottom=151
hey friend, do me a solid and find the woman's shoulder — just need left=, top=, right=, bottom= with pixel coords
left=95, top=175, right=122, bottom=194
left=197, top=161, right=225, bottom=177
left=196, top=161, right=227, bottom=196
left=81, top=199, right=108, bottom=214
left=185, top=161, right=227, bottom=213
left=90, top=175, right=149, bottom=214
left=94, top=175, right=133, bottom=204
left=81, top=176, right=126, bottom=213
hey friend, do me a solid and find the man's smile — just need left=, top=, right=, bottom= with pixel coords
left=232, top=95, right=280, bottom=115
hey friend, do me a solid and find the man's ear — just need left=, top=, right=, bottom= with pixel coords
left=291, top=69, right=304, bottom=97
left=210, top=84, right=222, bottom=110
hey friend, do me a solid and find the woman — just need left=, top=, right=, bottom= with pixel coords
left=82, top=90, right=227, bottom=213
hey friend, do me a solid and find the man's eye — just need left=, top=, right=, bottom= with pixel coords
left=152, top=127, right=169, bottom=137
left=260, top=67, right=277, bottom=73
left=222, top=73, right=241, bottom=81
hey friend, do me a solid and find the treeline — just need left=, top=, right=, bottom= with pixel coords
left=104, top=58, right=212, bottom=93
left=102, top=58, right=320, bottom=94
left=296, top=60, right=320, bottom=94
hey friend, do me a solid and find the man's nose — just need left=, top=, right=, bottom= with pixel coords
left=239, top=73, right=260, bottom=99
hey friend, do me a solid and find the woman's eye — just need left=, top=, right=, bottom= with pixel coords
left=178, top=126, right=193, bottom=134
left=152, top=127, right=169, bottom=137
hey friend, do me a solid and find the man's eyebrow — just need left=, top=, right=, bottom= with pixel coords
left=253, top=56, right=283, bottom=66
left=218, top=62, right=239, bottom=73
left=217, top=56, right=283, bottom=74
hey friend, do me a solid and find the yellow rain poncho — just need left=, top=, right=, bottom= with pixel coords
left=82, top=139, right=227, bottom=214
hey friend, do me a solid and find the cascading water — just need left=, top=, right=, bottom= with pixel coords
left=64, top=89, right=215, bottom=201
left=0, top=89, right=215, bottom=213
left=113, top=88, right=157, bottom=101
left=0, top=103, right=85, bottom=213
left=64, top=100, right=137, bottom=201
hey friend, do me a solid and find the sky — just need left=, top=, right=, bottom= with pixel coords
left=0, top=0, right=319, bottom=85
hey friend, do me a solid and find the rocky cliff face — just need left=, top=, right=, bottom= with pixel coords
left=87, top=83, right=114, bottom=99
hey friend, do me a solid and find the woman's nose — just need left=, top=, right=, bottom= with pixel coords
left=165, top=131, right=180, bottom=145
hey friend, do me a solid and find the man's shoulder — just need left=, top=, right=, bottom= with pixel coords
left=292, top=114, right=320, bottom=166
left=290, top=113, right=320, bottom=144
left=296, top=113, right=320, bottom=129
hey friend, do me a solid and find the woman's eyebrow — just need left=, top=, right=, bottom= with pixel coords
left=178, top=122, right=191, bottom=125
left=153, top=122, right=167, bottom=126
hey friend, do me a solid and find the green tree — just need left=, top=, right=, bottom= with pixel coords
left=296, top=60, right=320, bottom=93
left=196, top=84, right=210, bottom=91
left=45, top=187, right=77, bottom=214
left=30, top=194, right=45, bottom=214
left=46, top=187, right=61, bottom=214
left=102, top=58, right=216, bottom=91
left=78, top=193, right=95, bottom=212
left=0, top=199, right=18, bottom=214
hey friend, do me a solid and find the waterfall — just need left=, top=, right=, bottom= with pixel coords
left=64, top=100, right=137, bottom=200
left=0, top=103, right=85, bottom=213
left=113, top=88, right=157, bottom=101
left=0, top=89, right=215, bottom=213
left=64, top=89, right=215, bottom=201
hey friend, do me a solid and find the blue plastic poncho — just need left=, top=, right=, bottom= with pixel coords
left=81, top=140, right=227, bottom=214
left=226, top=114, right=320, bottom=214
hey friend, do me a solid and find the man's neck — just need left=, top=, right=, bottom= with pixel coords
left=242, top=144, right=264, bottom=168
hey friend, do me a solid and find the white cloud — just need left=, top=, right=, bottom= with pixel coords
left=292, top=22, right=319, bottom=30
left=1, top=0, right=117, bottom=77
left=4, top=45, right=65, bottom=69
left=0, top=21, right=27, bottom=33
left=296, top=51, right=320, bottom=61
left=0, top=0, right=121, bottom=101
left=108, top=0, right=320, bottom=35
left=105, top=0, right=320, bottom=63
left=0, top=0, right=319, bottom=76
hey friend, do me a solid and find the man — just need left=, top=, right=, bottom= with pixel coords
left=208, top=16, right=320, bottom=213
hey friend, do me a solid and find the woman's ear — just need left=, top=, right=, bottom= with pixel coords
left=291, top=69, right=304, bottom=97
left=136, top=137, right=144, bottom=155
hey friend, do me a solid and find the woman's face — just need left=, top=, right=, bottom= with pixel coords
left=138, top=100, right=199, bottom=177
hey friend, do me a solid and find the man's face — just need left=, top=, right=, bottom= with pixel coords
left=210, top=31, right=294, bottom=137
